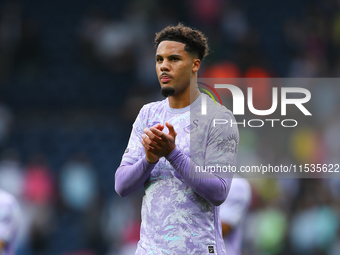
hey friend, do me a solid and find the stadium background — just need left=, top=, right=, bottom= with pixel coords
left=0, top=0, right=339, bottom=254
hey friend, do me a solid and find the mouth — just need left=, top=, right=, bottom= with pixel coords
left=160, top=74, right=172, bottom=84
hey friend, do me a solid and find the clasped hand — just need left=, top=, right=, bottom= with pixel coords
left=141, top=122, right=177, bottom=163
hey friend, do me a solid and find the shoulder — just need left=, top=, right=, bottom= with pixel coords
left=194, top=95, right=236, bottom=126
left=138, top=99, right=167, bottom=116
left=132, top=99, right=167, bottom=128
left=206, top=96, right=235, bottom=121
left=199, top=96, right=238, bottom=136
left=141, top=99, right=167, bottom=111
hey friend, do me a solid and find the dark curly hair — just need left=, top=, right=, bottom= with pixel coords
left=154, top=23, right=209, bottom=60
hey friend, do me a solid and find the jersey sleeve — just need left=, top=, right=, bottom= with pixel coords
left=205, top=108, right=239, bottom=167
left=121, top=106, right=146, bottom=165
left=164, top=107, right=240, bottom=206
left=220, top=178, right=251, bottom=227
left=166, top=147, right=231, bottom=206
left=115, top=106, right=158, bottom=197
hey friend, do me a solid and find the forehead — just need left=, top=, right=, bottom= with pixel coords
left=156, top=40, right=187, bottom=56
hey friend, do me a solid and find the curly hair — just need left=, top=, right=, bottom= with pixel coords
left=154, top=23, right=209, bottom=60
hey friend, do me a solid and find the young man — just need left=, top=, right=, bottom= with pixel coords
left=0, top=189, right=21, bottom=255
left=220, top=176, right=251, bottom=255
left=115, top=24, right=239, bottom=254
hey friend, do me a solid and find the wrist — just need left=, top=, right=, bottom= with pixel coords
left=165, top=146, right=180, bottom=161
left=165, top=145, right=176, bottom=157
left=145, top=155, right=159, bottom=164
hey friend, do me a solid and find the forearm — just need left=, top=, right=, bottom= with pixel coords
left=115, top=157, right=157, bottom=197
left=166, top=147, right=232, bottom=206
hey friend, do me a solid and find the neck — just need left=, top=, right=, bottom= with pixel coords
left=168, top=81, right=200, bottom=109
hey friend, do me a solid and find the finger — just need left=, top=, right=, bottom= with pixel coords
left=165, top=122, right=177, bottom=138
left=152, top=123, right=164, bottom=131
left=142, top=134, right=163, bottom=152
left=142, top=139, right=157, bottom=151
left=149, top=127, right=166, bottom=139
left=142, top=134, right=157, bottom=147
left=141, top=139, right=150, bottom=149
left=157, top=124, right=164, bottom=131
left=144, top=128, right=162, bottom=142
left=142, top=140, right=159, bottom=155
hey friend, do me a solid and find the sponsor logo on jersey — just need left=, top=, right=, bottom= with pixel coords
left=216, top=134, right=239, bottom=154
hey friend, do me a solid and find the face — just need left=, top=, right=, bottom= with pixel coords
left=155, top=41, right=200, bottom=97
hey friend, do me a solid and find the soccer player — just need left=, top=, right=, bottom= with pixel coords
left=0, top=189, right=21, bottom=255
left=220, top=176, right=251, bottom=255
left=115, top=23, right=239, bottom=254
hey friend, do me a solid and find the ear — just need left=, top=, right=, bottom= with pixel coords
left=192, top=58, right=201, bottom=73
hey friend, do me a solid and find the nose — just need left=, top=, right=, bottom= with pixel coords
left=160, top=59, right=170, bottom=72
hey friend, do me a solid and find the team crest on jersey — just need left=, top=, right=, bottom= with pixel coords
left=216, top=134, right=238, bottom=154
left=184, top=119, right=199, bottom=133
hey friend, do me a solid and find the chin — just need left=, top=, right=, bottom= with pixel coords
left=161, top=86, right=176, bottom=97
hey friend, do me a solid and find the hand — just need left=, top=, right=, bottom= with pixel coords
left=141, top=123, right=164, bottom=163
left=141, top=122, right=177, bottom=161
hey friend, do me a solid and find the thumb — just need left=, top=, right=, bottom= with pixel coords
left=165, top=122, right=177, bottom=138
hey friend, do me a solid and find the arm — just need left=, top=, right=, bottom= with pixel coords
left=142, top=121, right=234, bottom=206
left=115, top=157, right=157, bottom=197
left=115, top=106, right=161, bottom=197
left=165, top=147, right=231, bottom=206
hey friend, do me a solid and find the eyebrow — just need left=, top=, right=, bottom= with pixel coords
left=155, top=54, right=182, bottom=58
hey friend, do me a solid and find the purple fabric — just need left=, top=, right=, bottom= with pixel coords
left=165, top=147, right=230, bottom=206
left=115, top=148, right=230, bottom=205
left=115, top=94, right=239, bottom=254
left=115, top=157, right=157, bottom=197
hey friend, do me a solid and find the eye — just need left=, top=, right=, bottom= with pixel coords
left=170, top=57, right=179, bottom=62
left=156, top=57, right=163, bottom=63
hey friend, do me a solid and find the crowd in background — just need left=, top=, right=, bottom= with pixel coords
left=0, top=0, right=339, bottom=254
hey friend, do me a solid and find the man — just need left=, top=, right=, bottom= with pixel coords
left=220, top=176, right=251, bottom=255
left=0, top=189, right=21, bottom=255
left=115, top=23, right=239, bottom=254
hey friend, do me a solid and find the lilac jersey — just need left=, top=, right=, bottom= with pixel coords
left=220, top=177, right=251, bottom=255
left=0, top=190, right=20, bottom=255
left=120, top=94, right=239, bottom=255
